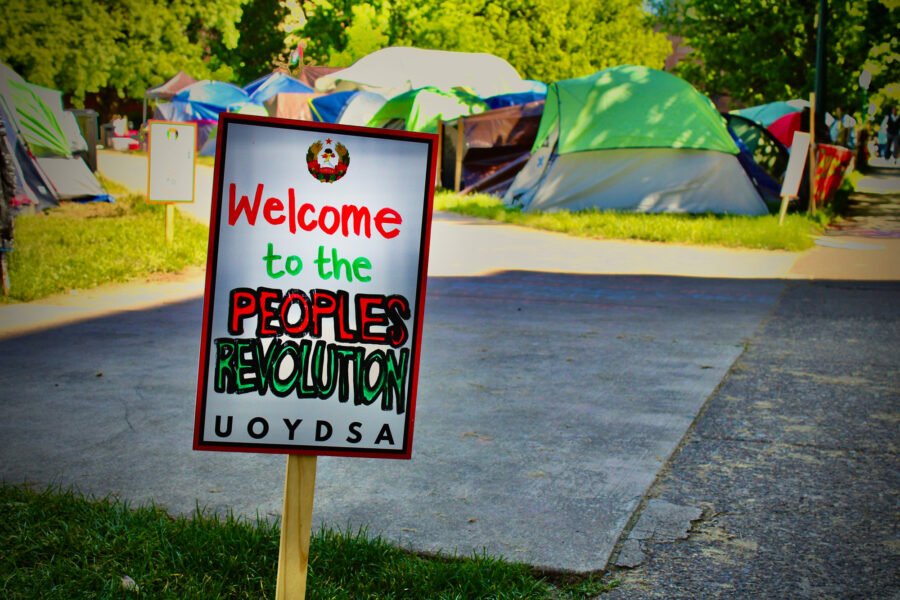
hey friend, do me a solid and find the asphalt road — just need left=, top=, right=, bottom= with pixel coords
left=0, top=271, right=787, bottom=573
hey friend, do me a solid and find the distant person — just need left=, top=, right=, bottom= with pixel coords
left=831, top=107, right=849, bottom=147
left=830, top=106, right=856, bottom=149
left=876, top=117, right=887, bottom=157
left=884, top=106, right=900, bottom=163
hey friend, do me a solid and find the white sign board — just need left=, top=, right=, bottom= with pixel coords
left=193, top=114, right=437, bottom=459
left=148, top=120, right=196, bottom=203
left=780, top=131, right=811, bottom=198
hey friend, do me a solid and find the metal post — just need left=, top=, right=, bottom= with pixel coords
left=815, top=0, right=828, bottom=131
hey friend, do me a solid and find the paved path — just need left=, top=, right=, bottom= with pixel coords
left=603, top=279, right=900, bottom=599
left=1, top=154, right=897, bottom=579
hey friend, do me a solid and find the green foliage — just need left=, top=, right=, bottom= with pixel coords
left=298, top=0, right=671, bottom=82
left=0, top=483, right=557, bottom=599
left=652, top=0, right=900, bottom=116
left=861, top=1, right=900, bottom=112
left=0, top=0, right=248, bottom=106
left=328, top=2, right=392, bottom=67
left=435, top=191, right=823, bottom=251
left=209, top=0, right=292, bottom=84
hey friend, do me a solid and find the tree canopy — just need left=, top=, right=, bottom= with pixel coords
left=0, top=0, right=249, bottom=106
left=1, top=0, right=671, bottom=108
left=297, top=0, right=672, bottom=83
left=651, top=0, right=900, bottom=118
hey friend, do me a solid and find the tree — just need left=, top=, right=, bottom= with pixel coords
left=209, top=0, right=292, bottom=84
left=651, top=0, right=900, bottom=115
left=0, top=0, right=248, bottom=108
left=296, top=0, right=671, bottom=82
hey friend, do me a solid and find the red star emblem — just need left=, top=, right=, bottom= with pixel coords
left=325, top=138, right=333, bottom=144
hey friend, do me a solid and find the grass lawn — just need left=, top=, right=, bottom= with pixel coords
left=434, top=191, right=827, bottom=252
left=1, top=178, right=209, bottom=303
left=1, top=172, right=837, bottom=304
left=0, top=484, right=616, bottom=599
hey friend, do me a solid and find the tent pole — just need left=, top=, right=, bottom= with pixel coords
left=454, top=117, right=464, bottom=193
left=436, top=119, right=443, bottom=190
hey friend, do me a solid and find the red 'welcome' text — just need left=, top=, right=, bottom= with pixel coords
left=228, top=183, right=402, bottom=239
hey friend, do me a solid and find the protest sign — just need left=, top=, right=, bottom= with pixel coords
left=193, top=113, right=436, bottom=459
left=778, top=130, right=811, bottom=224
left=148, top=120, right=196, bottom=204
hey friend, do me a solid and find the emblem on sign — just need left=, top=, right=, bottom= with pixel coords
left=306, top=138, right=350, bottom=183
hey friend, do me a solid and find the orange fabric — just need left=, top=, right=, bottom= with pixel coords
left=813, top=143, right=852, bottom=206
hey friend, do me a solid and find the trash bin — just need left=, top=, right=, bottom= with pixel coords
left=71, top=109, right=99, bottom=172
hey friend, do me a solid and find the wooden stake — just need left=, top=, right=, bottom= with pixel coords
left=778, top=195, right=793, bottom=225
left=808, top=93, right=817, bottom=217
left=275, top=455, right=318, bottom=600
left=165, top=203, right=175, bottom=245
left=454, top=117, right=464, bottom=193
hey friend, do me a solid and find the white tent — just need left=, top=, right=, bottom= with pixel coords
left=315, top=47, right=533, bottom=99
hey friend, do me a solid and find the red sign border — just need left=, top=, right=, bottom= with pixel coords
left=192, top=113, right=437, bottom=459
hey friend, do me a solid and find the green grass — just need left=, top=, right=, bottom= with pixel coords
left=2, top=176, right=209, bottom=303
left=434, top=191, right=824, bottom=251
left=0, top=484, right=618, bottom=599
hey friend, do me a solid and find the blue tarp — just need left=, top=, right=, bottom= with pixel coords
left=173, top=81, right=251, bottom=121
left=244, top=72, right=314, bottom=105
left=153, top=100, right=194, bottom=122
left=484, top=91, right=546, bottom=110
left=309, top=91, right=357, bottom=123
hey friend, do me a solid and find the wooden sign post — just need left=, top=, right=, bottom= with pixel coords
left=193, top=114, right=437, bottom=599
left=778, top=131, right=811, bottom=225
left=276, top=455, right=317, bottom=599
left=147, top=120, right=197, bottom=244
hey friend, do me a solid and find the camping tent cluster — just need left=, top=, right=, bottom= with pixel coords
left=0, top=62, right=110, bottom=210
left=145, top=47, right=810, bottom=216
left=149, top=47, right=544, bottom=157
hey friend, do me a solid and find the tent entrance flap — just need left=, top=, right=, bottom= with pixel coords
left=504, top=125, right=558, bottom=208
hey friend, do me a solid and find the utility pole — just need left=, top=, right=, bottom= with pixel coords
left=815, top=0, right=828, bottom=135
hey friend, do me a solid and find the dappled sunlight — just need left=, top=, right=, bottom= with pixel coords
left=544, top=65, right=737, bottom=156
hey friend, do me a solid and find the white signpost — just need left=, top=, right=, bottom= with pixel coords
left=193, top=113, right=437, bottom=598
left=778, top=130, right=811, bottom=225
left=147, top=120, right=196, bottom=243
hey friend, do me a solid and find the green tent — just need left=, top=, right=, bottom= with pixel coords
left=0, top=63, right=70, bottom=157
left=367, top=86, right=488, bottom=134
left=506, top=65, right=768, bottom=216
left=533, top=65, right=738, bottom=155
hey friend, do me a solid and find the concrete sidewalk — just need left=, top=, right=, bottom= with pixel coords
left=603, top=279, right=900, bottom=598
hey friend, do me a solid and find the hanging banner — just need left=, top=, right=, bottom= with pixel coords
left=148, top=120, right=196, bottom=203
left=194, top=113, right=437, bottom=459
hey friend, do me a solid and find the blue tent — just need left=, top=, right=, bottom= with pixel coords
left=309, top=91, right=357, bottom=123
left=484, top=91, right=546, bottom=110
left=244, top=72, right=313, bottom=105
left=153, top=100, right=194, bottom=122
left=173, top=81, right=251, bottom=120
